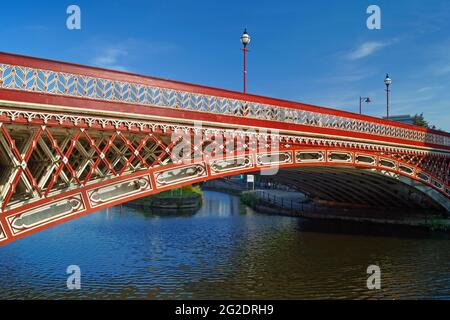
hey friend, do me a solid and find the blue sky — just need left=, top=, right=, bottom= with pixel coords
left=1, top=0, right=449, bottom=130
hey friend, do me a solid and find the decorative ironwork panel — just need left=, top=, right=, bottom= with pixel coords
left=6, top=194, right=85, bottom=236
left=1, top=63, right=448, bottom=148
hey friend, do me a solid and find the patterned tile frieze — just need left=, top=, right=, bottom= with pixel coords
left=1, top=63, right=448, bottom=147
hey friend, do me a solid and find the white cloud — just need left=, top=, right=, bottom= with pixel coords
left=416, top=86, right=440, bottom=93
left=317, top=73, right=368, bottom=84
left=433, top=64, right=450, bottom=76
left=346, top=42, right=387, bottom=60
left=89, top=39, right=179, bottom=72
left=92, top=48, right=129, bottom=71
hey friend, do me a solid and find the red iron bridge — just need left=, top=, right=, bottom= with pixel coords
left=0, top=52, right=448, bottom=245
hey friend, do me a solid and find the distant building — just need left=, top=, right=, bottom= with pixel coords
left=383, top=114, right=414, bottom=125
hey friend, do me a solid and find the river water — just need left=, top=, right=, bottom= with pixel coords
left=0, top=191, right=448, bottom=299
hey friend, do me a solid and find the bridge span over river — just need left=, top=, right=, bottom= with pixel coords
left=0, top=52, right=448, bottom=245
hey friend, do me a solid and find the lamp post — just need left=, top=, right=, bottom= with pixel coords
left=359, top=96, right=371, bottom=115
left=384, top=74, right=392, bottom=119
left=240, top=28, right=251, bottom=93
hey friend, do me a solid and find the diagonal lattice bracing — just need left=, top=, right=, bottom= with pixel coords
left=0, top=123, right=179, bottom=211
left=0, top=124, right=42, bottom=210
left=0, top=116, right=445, bottom=212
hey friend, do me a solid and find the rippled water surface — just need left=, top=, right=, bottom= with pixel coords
left=0, top=191, right=449, bottom=299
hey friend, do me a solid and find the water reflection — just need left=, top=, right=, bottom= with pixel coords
left=0, top=191, right=448, bottom=299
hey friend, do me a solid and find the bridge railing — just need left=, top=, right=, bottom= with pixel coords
left=254, top=190, right=439, bottom=217
left=0, top=52, right=449, bottom=150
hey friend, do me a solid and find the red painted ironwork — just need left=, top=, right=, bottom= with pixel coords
left=0, top=52, right=448, bottom=246
left=242, top=47, right=249, bottom=93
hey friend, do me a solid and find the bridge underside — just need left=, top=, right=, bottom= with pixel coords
left=267, top=167, right=445, bottom=211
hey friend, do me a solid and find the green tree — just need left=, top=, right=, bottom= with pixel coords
left=412, top=113, right=429, bottom=128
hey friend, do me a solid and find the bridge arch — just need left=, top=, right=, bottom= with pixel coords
left=257, top=166, right=447, bottom=211
left=0, top=52, right=448, bottom=245
left=0, top=139, right=448, bottom=246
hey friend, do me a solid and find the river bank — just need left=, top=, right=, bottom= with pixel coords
left=125, top=185, right=203, bottom=214
left=202, top=179, right=449, bottom=232
left=242, top=191, right=450, bottom=232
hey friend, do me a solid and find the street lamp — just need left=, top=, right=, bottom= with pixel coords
left=384, top=74, right=392, bottom=119
left=359, top=97, right=371, bottom=115
left=240, top=28, right=251, bottom=93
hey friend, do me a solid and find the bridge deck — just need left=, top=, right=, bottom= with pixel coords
left=0, top=52, right=449, bottom=153
left=0, top=52, right=448, bottom=246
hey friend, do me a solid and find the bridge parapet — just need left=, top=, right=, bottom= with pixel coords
left=0, top=52, right=449, bottom=152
